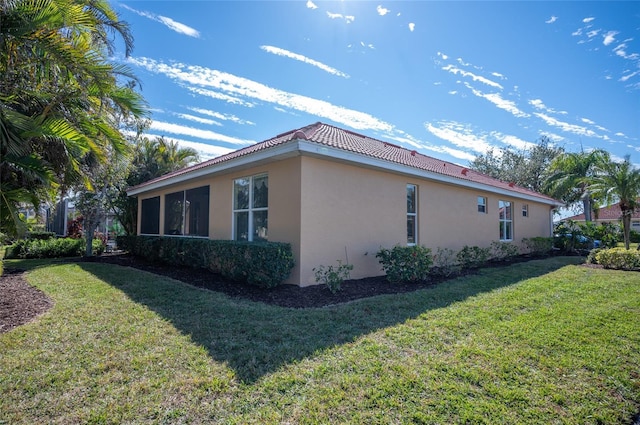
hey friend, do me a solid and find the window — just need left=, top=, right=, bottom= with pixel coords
left=478, top=196, right=487, bottom=213
left=164, top=186, right=209, bottom=236
left=522, top=204, right=529, bottom=217
left=632, top=220, right=640, bottom=229
left=140, top=196, right=160, bottom=234
left=407, top=184, right=417, bottom=244
left=499, top=200, right=513, bottom=241
left=234, top=174, right=268, bottom=241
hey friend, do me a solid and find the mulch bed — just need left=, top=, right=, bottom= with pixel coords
left=0, top=268, right=53, bottom=334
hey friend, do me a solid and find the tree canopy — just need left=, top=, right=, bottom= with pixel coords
left=0, top=0, right=147, bottom=237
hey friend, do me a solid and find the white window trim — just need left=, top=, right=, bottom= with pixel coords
left=522, top=204, right=529, bottom=217
left=478, top=196, right=487, bottom=214
left=407, top=184, right=417, bottom=245
left=499, top=200, right=513, bottom=242
left=232, top=174, right=268, bottom=241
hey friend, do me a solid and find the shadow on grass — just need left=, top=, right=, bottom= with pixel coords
left=78, top=257, right=580, bottom=383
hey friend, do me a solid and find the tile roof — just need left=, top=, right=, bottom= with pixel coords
left=128, top=122, right=560, bottom=204
left=564, top=202, right=640, bottom=221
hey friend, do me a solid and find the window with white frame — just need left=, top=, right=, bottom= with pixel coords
left=632, top=220, right=640, bottom=229
left=233, top=174, right=268, bottom=241
left=499, top=200, right=513, bottom=241
left=407, top=184, right=417, bottom=244
left=164, top=186, right=209, bottom=236
left=478, top=196, right=487, bottom=213
left=522, top=204, right=529, bottom=217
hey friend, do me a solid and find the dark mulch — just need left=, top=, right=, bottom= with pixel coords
left=0, top=268, right=53, bottom=334
left=80, top=252, right=466, bottom=309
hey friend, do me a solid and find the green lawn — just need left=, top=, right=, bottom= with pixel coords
left=1, top=257, right=638, bottom=424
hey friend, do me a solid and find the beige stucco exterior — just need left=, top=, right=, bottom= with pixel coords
left=134, top=152, right=555, bottom=287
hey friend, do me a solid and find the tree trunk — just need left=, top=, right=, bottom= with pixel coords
left=583, top=197, right=592, bottom=222
left=621, top=209, right=632, bottom=250
left=84, top=216, right=99, bottom=257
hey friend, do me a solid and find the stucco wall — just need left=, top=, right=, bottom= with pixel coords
left=134, top=154, right=554, bottom=287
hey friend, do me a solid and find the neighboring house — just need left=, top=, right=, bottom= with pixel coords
left=563, top=202, right=640, bottom=231
left=127, top=122, right=561, bottom=286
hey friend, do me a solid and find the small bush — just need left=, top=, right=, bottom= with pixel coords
left=522, top=237, right=553, bottom=256
left=456, top=245, right=491, bottom=269
left=431, top=247, right=460, bottom=277
left=313, top=260, right=354, bottom=294
left=586, top=248, right=603, bottom=265
left=376, top=245, right=432, bottom=284
left=629, top=230, right=640, bottom=244
left=25, top=231, right=56, bottom=240
left=595, top=248, right=640, bottom=270
left=490, top=241, right=519, bottom=261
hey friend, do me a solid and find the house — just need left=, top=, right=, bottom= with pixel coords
left=127, top=122, right=561, bottom=286
left=563, top=202, right=640, bottom=231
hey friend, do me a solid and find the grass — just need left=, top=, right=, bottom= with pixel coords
left=1, top=256, right=638, bottom=424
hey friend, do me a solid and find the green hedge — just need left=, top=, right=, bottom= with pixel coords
left=4, top=238, right=104, bottom=259
left=595, top=248, right=640, bottom=271
left=124, top=236, right=295, bottom=288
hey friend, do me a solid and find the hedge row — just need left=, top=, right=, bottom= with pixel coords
left=117, top=235, right=295, bottom=288
left=4, top=238, right=104, bottom=259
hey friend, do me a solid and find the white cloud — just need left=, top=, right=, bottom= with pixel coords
left=539, top=131, right=565, bottom=143
left=448, top=90, right=457, bottom=95
left=176, top=113, right=220, bottom=126
left=572, top=28, right=583, bottom=37
left=615, top=132, right=626, bottom=137
left=613, top=43, right=640, bottom=60
left=149, top=121, right=255, bottom=146
left=377, top=5, right=390, bottom=16
left=490, top=132, right=536, bottom=151
left=583, top=17, right=595, bottom=23
left=120, top=5, right=200, bottom=38
left=603, top=30, right=619, bottom=46
left=491, top=72, right=506, bottom=80
left=534, top=112, right=599, bottom=138
left=581, top=117, right=595, bottom=125
left=306, top=0, right=318, bottom=10
left=546, top=16, right=558, bottom=24
left=408, top=22, right=415, bottom=32
left=129, top=56, right=395, bottom=133
left=260, top=45, right=349, bottom=78
left=528, top=98, right=567, bottom=115
left=442, top=65, right=503, bottom=90
left=425, top=121, right=495, bottom=154
left=437, top=52, right=448, bottom=60
left=464, top=83, right=528, bottom=118
left=187, top=107, right=255, bottom=125
left=587, top=29, right=601, bottom=38
left=327, top=12, right=354, bottom=23
left=184, top=86, right=256, bottom=108
left=620, top=70, right=640, bottom=82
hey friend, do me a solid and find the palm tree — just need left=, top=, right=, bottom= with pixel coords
left=589, top=155, right=640, bottom=250
left=0, top=0, right=147, bottom=237
left=544, top=149, right=610, bottom=222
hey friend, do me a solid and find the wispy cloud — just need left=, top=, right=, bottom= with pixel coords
left=376, top=5, right=390, bottom=16
left=408, top=22, right=415, bottom=32
left=149, top=121, right=255, bottom=146
left=528, top=99, right=567, bottom=115
left=464, top=83, right=528, bottom=118
left=539, top=131, right=565, bottom=143
left=603, top=30, right=619, bottom=46
left=187, top=107, right=255, bottom=126
left=491, top=132, right=536, bottom=151
left=425, top=121, right=496, bottom=154
left=327, top=11, right=355, bottom=23
left=534, top=112, right=599, bottom=139
left=545, top=16, right=558, bottom=24
left=583, top=17, right=595, bottom=23
left=129, top=56, right=395, bottom=133
left=184, top=86, right=256, bottom=108
left=306, top=0, right=318, bottom=10
left=124, top=130, right=234, bottom=161
left=620, top=70, right=640, bottom=82
left=441, top=65, right=503, bottom=89
left=580, top=117, right=595, bottom=125
left=175, top=113, right=221, bottom=126
left=260, top=45, right=349, bottom=78
left=120, top=5, right=200, bottom=38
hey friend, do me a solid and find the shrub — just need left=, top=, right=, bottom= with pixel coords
left=25, top=231, right=56, bottom=240
left=431, top=247, right=460, bottom=277
left=313, top=260, right=354, bottom=294
left=456, top=245, right=490, bottom=269
left=586, top=248, right=603, bottom=265
left=4, top=238, right=104, bottom=259
left=490, top=241, right=519, bottom=261
left=629, top=230, right=640, bottom=244
left=376, top=245, right=432, bottom=284
left=522, top=237, right=553, bottom=256
left=127, top=236, right=295, bottom=288
left=595, top=248, right=640, bottom=271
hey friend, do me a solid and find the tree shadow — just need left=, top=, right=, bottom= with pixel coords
left=78, top=257, right=578, bottom=383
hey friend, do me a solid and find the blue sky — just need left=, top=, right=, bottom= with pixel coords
left=114, top=1, right=640, bottom=169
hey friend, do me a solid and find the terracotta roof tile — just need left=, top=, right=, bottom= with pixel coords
left=564, top=202, right=640, bottom=221
left=128, top=122, right=560, bottom=204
